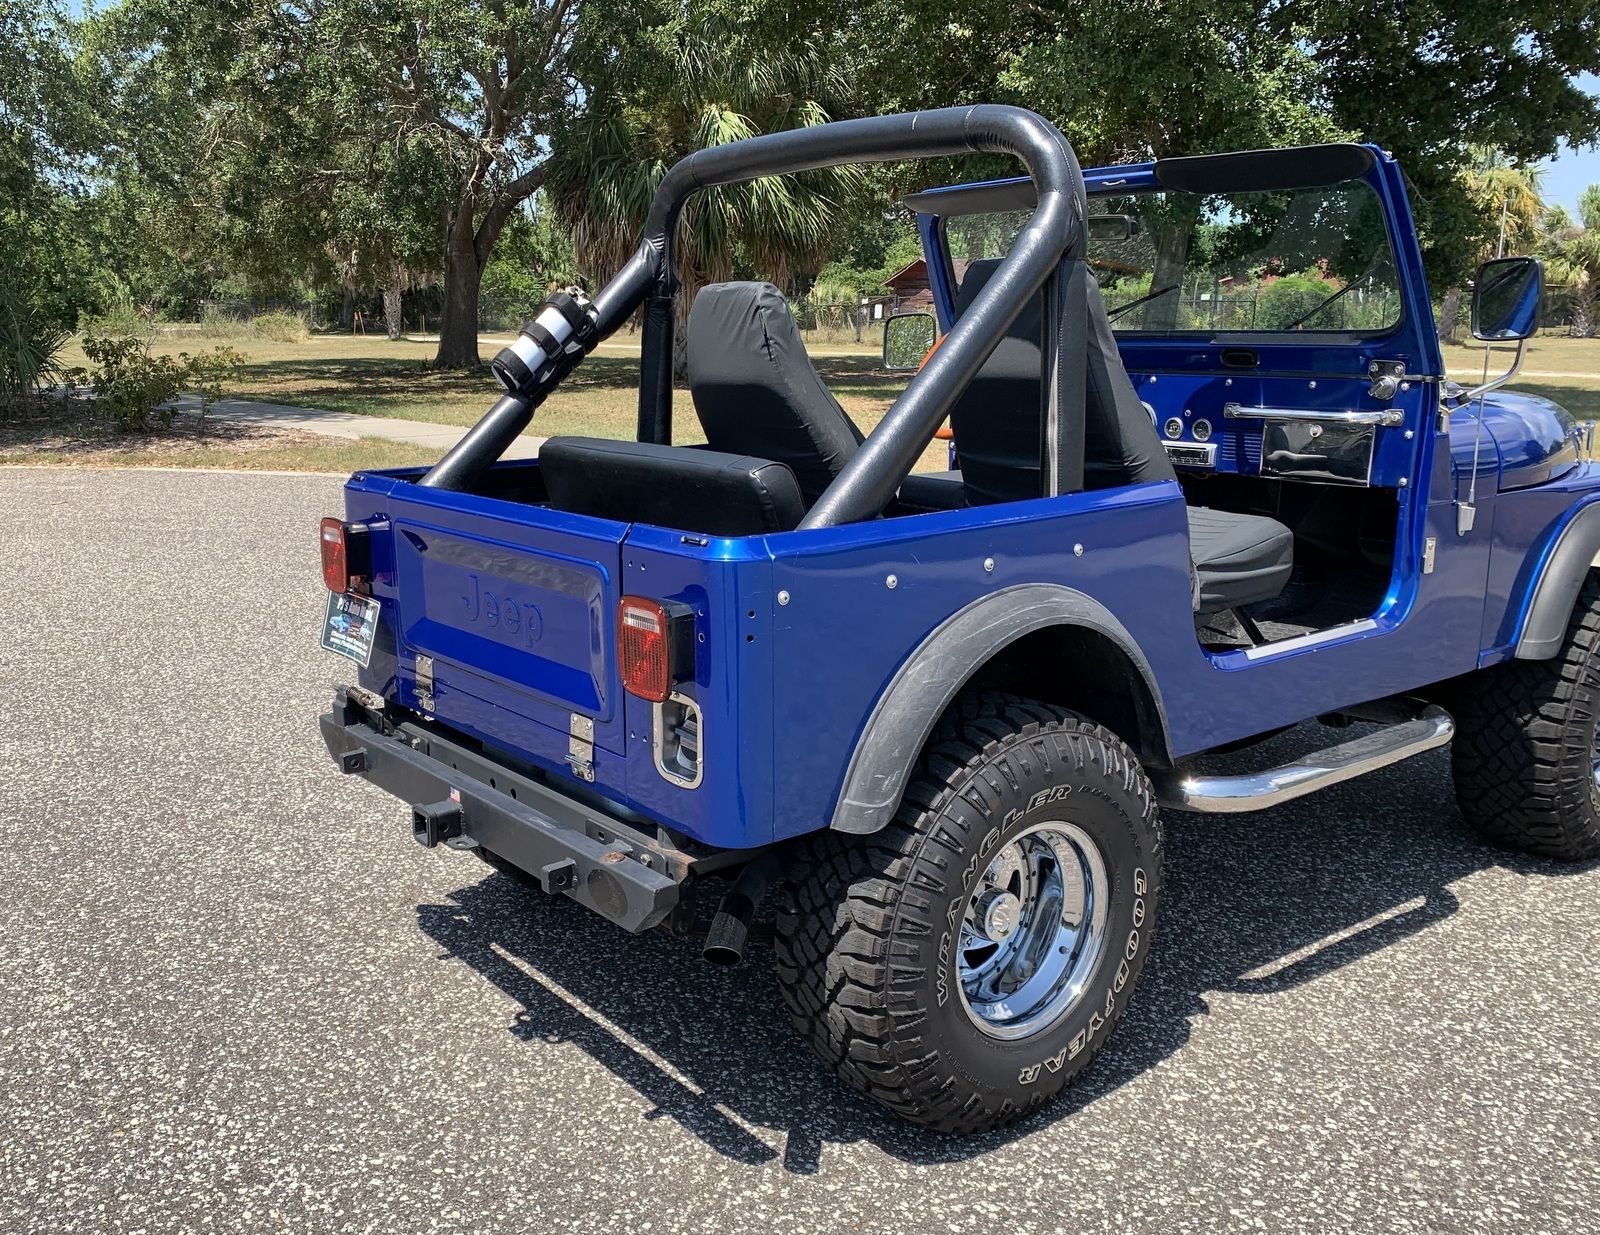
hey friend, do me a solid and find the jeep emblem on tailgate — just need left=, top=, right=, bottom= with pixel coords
left=460, top=572, right=543, bottom=646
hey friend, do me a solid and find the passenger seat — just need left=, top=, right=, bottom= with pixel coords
left=1187, top=508, right=1296, bottom=613
left=948, top=258, right=1295, bottom=613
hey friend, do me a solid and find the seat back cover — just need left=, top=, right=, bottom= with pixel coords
left=950, top=258, right=1175, bottom=502
left=686, top=281, right=864, bottom=505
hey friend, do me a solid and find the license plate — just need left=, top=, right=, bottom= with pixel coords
left=321, top=591, right=381, bottom=668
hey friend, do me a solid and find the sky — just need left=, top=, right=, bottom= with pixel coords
left=1539, top=72, right=1600, bottom=216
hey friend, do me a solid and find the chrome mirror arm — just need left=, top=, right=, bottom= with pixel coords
left=1457, top=337, right=1528, bottom=403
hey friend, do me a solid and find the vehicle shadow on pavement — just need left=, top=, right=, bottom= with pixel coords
left=415, top=735, right=1592, bottom=1174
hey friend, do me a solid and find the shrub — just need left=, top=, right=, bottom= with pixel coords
left=0, top=281, right=69, bottom=398
left=1255, top=273, right=1338, bottom=330
left=252, top=310, right=308, bottom=342
left=78, top=279, right=151, bottom=338
left=183, top=345, right=248, bottom=428
left=196, top=304, right=255, bottom=338
left=76, top=333, right=246, bottom=432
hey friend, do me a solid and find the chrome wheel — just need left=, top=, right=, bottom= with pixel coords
left=1591, top=711, right=1600, bottom=798
left=956, top=821, right=1110, bottom=1040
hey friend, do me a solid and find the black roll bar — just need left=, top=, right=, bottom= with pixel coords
left=421, top=104, right=1087, bottom=524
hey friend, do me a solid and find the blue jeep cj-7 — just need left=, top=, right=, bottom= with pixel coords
left=318, top=106, right=1600, bottom=1132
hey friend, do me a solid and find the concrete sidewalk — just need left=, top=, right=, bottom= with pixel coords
left=173, top=394, right=545, bottom=458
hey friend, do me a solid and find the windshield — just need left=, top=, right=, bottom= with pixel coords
left=944, top=179, right=1402, bottom=336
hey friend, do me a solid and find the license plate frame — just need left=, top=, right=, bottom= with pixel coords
left=321, top=591, right=381, bottom=668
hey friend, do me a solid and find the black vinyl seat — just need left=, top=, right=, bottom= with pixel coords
left=540, top=436, right=805, bottom=536
left=685, top=281, right=863, bottom=506
left=1187, top=507, right=1296, bottom=612
left=950, top=258, right=1177, bottom=500
left=949, top=258, right=1294, bottom=613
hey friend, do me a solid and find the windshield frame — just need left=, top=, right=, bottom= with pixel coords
left=910, top=143, right=1436, bottom=364
left=935, top=177, right=1407, bottom=346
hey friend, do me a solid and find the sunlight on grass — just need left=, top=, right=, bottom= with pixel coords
left=0, top=433, right=439, bottom=474
left=65, top=330, right=914, bottom=442
left=1441, top=333, right=1600, bottom=378
left=1443, top=335, right=1600, bottom=424
left=60, top=327, right=1600, bottom=478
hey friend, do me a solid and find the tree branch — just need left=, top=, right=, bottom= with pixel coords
left=475, top=160, right=548, bottom=263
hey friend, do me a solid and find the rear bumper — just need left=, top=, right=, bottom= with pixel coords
left=320, top=687, right=682, bottom=932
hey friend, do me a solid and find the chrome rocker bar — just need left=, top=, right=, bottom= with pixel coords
left=1152, top=702, right=1454, bottom=814
left=1223, top=402, right=1405, bottom=427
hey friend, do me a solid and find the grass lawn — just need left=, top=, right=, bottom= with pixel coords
left=0, top=394, right=438, bottom=473
left=59, top=327, right=937, bottom=470
left=37, top=325, right=1600, bottom=474
left=1442, top=333, right=1600, bottom=423
left=60, top=328, right=907, bottom=433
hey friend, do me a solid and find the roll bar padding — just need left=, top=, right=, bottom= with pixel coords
left=421, top=105, right=1086, bottom=521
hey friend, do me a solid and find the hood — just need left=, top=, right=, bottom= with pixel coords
left=1471, top=391, right=1582, bottom=491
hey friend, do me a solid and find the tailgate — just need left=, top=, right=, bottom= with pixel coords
left=384, top=492, right=626, bottom=755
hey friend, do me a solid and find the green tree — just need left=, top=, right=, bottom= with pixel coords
left=1432, top=150, right=1548, bottom=341
left=1545, top=187, right=1600, bottom=338
left=547, top=5, right=862, bottom=331
left=93, top=0, right=583, bottom=367
left=2, top=1, right=103, bottom=322
left=854, top=0, right=1600, bottom=296
left=479, top=198, right=575, bottom=330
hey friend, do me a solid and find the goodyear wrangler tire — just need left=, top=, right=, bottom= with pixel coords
left=775, top=692, right=1163, bottom=1133
left=1451, top=573, right=1600, bottom=861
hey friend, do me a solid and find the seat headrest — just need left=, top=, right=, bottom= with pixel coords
left=955, top=258, right=1007, bottom=314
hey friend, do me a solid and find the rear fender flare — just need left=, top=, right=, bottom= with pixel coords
left=1514, top=500, right=1600, bottom=659
left=828, top=583, right=1171, bottom=835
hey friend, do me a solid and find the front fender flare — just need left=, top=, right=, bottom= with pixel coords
left=1514, top=499, right=1600, bottom=659
left=828, top=583, right=1171, bottom=835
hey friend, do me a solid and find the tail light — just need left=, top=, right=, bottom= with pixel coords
left=618, top=596, right=692, bottom=702
left=319, top=517, right=370, bottom=593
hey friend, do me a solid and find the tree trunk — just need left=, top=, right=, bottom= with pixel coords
left=1571, top=274, right=1597, bottom=339
left=383, top=284, right=404, bottom=341
left=1438, top=287, right=1464, bottom=344
left=1146, top=225, right=1191, bottom=331
left=436, top=244, right=484, bottom=368
left=340, top=283, right=354, bottom=331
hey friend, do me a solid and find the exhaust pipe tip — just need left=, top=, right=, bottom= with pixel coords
left=701, top=859, right=774, bottom=965
left=701, top=909, right=749, bottom=966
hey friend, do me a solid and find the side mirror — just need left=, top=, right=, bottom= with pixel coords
left=882, top=312, right=937, bottom=371
left=1472, top=256, right=1543, bottom=342
left=1085, top=214, right=1140, bottom=242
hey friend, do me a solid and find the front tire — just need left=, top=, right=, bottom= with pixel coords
left=1452, top=573, right=1600, bottom=861
left=775, top=693, right=1163, bottom=1133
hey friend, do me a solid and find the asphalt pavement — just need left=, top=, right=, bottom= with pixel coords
left=2, top=467, right=1597, bottom=1235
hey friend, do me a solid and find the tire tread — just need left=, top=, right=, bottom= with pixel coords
left=774, top=691, right=1163, bottom=1133
left=1452, top=572, right=1600, bottom=861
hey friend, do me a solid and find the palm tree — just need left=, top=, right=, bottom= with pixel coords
left=1439, top=149, right=1549, bottom=342
left=548, top=12, right=862, bottom=363
left=1545, top=187, right=1600, bottom=337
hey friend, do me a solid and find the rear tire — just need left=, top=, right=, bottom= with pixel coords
left=775, top=693, right=1163, bottom=1133
left=1452, top=573, right=1600, bottom=861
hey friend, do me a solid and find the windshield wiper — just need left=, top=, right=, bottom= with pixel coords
left=1282, top=265, right=1376, bottom=330
left=1107, top=284, right=1179, bottom=322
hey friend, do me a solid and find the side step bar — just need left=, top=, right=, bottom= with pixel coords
left=1152, top=702, right=1455, bottom=814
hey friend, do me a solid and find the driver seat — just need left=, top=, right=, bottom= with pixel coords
left=685, top=281, right=863, bottom=506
